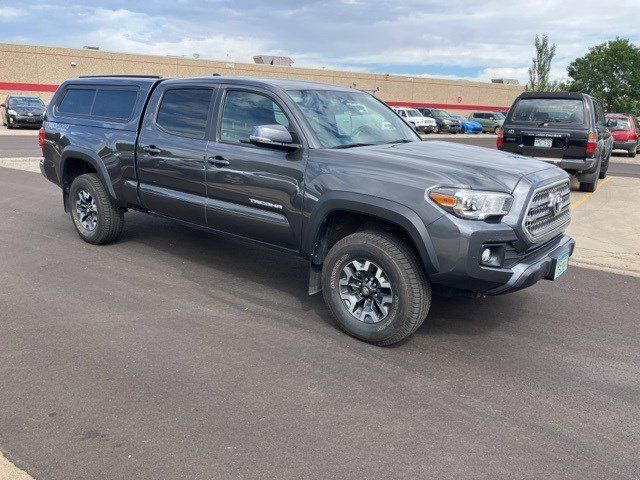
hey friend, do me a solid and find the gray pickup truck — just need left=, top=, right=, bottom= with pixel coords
left=39, top=75, right=575, bottom=345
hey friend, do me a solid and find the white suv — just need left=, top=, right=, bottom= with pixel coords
left=391, top=107, right=436, bottom=133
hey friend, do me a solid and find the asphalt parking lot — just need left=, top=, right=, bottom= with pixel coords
left=1, top=133, right=640, bottom=479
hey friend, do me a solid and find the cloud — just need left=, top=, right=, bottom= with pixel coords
left=0, top=0, right=638, bottom=85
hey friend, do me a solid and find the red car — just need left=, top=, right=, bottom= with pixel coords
left=606, top=113, right=640, bottom=158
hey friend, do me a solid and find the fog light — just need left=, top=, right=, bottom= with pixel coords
left=480, top=244, right=505, bottom=268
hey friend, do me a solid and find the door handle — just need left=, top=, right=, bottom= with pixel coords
left=208, top=155, right=230, bottom=167
left=142, top=145, right=161, bottom=155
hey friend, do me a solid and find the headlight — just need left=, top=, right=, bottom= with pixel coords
left=426, top=187, right=513, bottom=220
left=7, top=109, right=17, bottom=116
left=442, top=119, right=450, bottom=124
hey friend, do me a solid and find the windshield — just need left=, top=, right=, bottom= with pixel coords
left=493, top=112, right=506, bottom=120
left=406, top=109, right=423, bottom=117
left=432, top=109, right=450, bottom=118
left=450, top=114, right=464, bottom=120
left=511, top=98, right=585, bottom=124
left=608, top=118, right=632, bottom=131
left=8, top=97, right=44, bottom=107
left=288, top=90, right=419, bottom=148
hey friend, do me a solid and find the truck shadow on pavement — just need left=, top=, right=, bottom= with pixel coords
left=119, top=211, right=522, bottom=340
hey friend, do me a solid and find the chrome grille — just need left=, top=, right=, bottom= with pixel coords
left=523, top=180, right=571, bottom=242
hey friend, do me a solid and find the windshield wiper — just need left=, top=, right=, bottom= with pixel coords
left=332, top=143, right=376, bottom=149
left=388, top=139, right=414, bottom=144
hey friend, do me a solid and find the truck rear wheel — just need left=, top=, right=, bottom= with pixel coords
left=69, top=173, right=124, bottom=245
left=321, top=230, right=431, bottom=346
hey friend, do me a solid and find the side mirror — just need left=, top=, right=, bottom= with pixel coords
left=489, top=116, right=495, bottom=121
left=249, top=124, right=300, bottom=150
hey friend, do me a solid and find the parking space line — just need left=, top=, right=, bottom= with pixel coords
left=570, top=177, right=612, bottom=211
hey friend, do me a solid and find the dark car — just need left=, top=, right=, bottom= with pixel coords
left=498, top=92, right=613, bottom=192
left=1, top=95, right=46, bottom=128
left=39, top=75, right=574, bottom=345
left=416, top=108, right=462, bottom=133
left=605, top=113, right=639, bottom=158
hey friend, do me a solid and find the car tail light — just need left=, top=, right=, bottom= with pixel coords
left=585, top=132, right=597, bottom=155
left=496, top=128, right=504, bottom=149
left=38, top=126, right=45, bottom=151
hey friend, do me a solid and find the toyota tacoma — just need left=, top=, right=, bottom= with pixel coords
left=39, top=75, right=575, bottom=345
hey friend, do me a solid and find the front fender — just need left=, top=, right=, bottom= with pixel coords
left=302, top=191, right=440, bottom=274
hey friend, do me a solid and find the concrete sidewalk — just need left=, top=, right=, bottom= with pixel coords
left=567, top=176, right=640, bottom=277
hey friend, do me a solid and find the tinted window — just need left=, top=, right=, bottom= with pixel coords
left=156, top=89, right=213, bottom=137
left=511, top=98, right=585, bottom=124
left=58, top=88, right=96, bottom=115
left=220, top=91, right=290, bottom=144
left=92, top=89, right=137, bottom=119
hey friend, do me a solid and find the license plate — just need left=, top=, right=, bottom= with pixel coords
left=553, top=252, right=570, bottom=280
left=534, top=137, right=553, bottom=148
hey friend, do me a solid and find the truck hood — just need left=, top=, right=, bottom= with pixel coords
left=338, top=140, right=555, bottom=193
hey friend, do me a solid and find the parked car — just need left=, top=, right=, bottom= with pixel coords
left=416, top=108, right=461, bottom=133
left=468, top=111, right=505, bottom=133
left=605, top=113, right=639, bottom=158
left=450, top=114, right=482, bottom=134
left=39, top=75, right=574, bottom=345
left=391, top=107, right=436, bottom=133
left=498, top=92, right=613, bottom=192
left=1, top=95, right=46, bottom=128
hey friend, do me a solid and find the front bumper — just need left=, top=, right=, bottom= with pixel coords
left=440, top=124, right=461, bottom=133
left=485, top=235, right=574, bottom=295
left=416, top=124, right=436, bottom=133
left=8, top=115, right=44, bottom=127
left=426, top=212, right=575, bottom=295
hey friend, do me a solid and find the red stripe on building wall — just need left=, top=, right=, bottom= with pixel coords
left=0, top=81, right=510, bottom=111
left=0, top=82, right=59, bottom=92
left=387, top=101, right=510, bottom=111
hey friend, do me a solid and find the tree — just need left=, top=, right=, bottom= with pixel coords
left=527, top=34, right=560, bottom=92
left=566, top=38, right=640, bottom=115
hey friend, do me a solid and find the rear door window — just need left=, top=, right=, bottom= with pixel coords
left=58, top=88, right=96, bottom=115
left=511, top=98, right=585, bottom=125
left=156, top=88, right=213, bottom=138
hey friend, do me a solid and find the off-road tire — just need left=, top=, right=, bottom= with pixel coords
left=321, top=230, right=431, bottom=346
left=628, top=149, right=637, bottom=158
left=69, top=173, right=124, bottom=245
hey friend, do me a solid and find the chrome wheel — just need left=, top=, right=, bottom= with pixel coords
left=75, top=189, right=98, bottom=231
left=339, top=259, right=394, bottom=324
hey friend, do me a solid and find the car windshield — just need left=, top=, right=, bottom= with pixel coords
left=8, top=97, right=44, bottom=107
left=493, top=112, right=506, bottom=119
left=406, top=109, right=423, bottom=117
left=432, top=109, right=450, bottom=118
left=510, top=98, right=585, bottom=124
left=608, top=118, right=632, bottom=131
left=288, top=89, right=418, bottom=148
left=450, top=114, right=464, bottom=120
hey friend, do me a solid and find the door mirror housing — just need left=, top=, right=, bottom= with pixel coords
left=249, top=124, right=300, bottom=150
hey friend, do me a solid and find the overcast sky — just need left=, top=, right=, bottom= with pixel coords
left=1, top=0, right=639, bottom=84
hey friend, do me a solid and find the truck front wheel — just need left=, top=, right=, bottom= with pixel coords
left=321, top=230, right=431, bottom=346
left=69, top=173, right=124, bottom=245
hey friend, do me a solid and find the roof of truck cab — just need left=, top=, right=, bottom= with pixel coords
left=160, top=76, right=355, bottom=92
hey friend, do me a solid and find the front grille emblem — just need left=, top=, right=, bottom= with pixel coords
left=548, top=193, right=563, bottom=217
